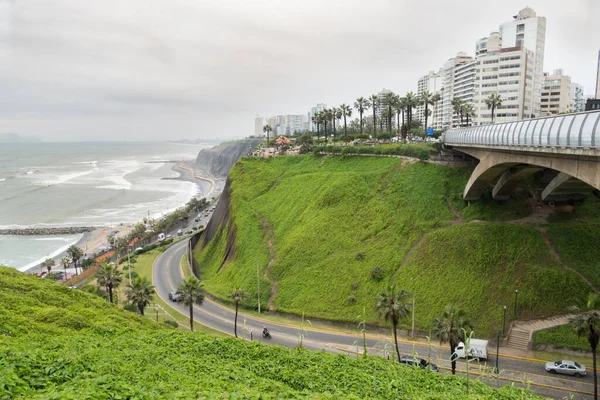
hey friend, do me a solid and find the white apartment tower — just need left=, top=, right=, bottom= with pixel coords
left=254, top=116, right=264, bottom=136
left=416, top=70, right=444, bottom=130
left=572, top=82, right=585, bottom=112
left=308, top=103, right=327, bottom=131
left=541, top=69, right=572, bottom=116
left=440, top=52, right=473, bottom=129
left=499, top=7, right=546, bottom=119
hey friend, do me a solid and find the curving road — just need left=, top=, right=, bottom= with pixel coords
left=153, top=239, right=595, bottom=400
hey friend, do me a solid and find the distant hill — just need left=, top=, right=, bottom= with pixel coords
left=0, top=133, right=42, bottom=143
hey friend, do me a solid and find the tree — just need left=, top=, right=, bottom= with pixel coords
left=462, top=103, right=475, bottom=126
left=311, top=113, right=321, bottom=142
left=262, top=124, right=273, bottom=145
left=176, top=276, right=205, bottom=332
left=431, top=93, right=441, bottom=129
left=403, top=92, right=419, bottom=127
left=382, top=107, right=395, bottom=136
left=126, top=276, right=155, bottom=316
left=322, top=108, right=331, bottom=142
left=339, top=104, right=352, bottom=139
left=354, top=97, right=369, bottom=135
left=485, top=93, right=503, bottom=124
left=67, top=245, right=84, bottom=276
left=61, top=257, right=70, bottom=281
left=569, top=293, right=600, bottom=397
left=229, top=288, right=248, bottom=338
left=375, top=285, right=411, bottom=363
left=419, top=90, right=435, bottom=135
left=96, top=263, right=123, bottom=304
left=41, top=258, right=55, bottom=274
left=432, top=304, right=473, bottom=375
left=383, top=92, right=396, bottom=134
left=368, top=94, right=379, bottom=135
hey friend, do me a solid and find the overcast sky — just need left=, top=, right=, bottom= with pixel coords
left=1, top=0, right=598, bottom=142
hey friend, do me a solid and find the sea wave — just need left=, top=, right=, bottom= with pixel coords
left=17, top=234, right=84, bottom=272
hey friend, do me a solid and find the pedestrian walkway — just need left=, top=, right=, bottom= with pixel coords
left=507, top=315, right=572, bottom=351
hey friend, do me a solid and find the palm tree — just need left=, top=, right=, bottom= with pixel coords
left=176, top=276, right=205, bottom=332
left=262, top=124, right=273, bottom=145
left=432, top=304, right=473, bottom=375
left=451, top=98, right=464, bottom=127
left=61, top=256, right=70, bottom=281
left=229, top=288, right=248, bottom=338
left=67, top=245, right=83, bottom=275
left=383, top=92, right=396, bottom=134
left=382, top=108, right=395, bottom=136
left=339, top=104, right=352, bottom=139
left=431, top=93, right=441, bottom=129
left=375, top=285, right=412, bottom=363
left=41, top=258, right=55, bottom=274
left=96, top=263, right=122, bottom=304
left=368, top=94, right=379, bottom=135
left=393, top=97, right=404, bottom=141
left=462, top=103, right=475, bottom=126
left=485, top=93, right=503, bottom=124
left=311, top=113, right=320, bottom=142
left=354, top=97, right=368, bottom=135
left=419, top=90, right=435, bottom=135
left=404, top=92, right=419, bottom=127
left=322, top=108, right=331, bottom=143
left=126, top=276, right=155, bottom=316
left=569, top=293, right=600, bottom=398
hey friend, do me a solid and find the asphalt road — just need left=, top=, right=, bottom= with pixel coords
left=154, top=239, right=596, bottom=400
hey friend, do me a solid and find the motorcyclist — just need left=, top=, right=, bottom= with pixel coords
left=262, top=327, right=270, bottom=337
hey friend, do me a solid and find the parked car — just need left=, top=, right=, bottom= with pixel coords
left=399, top=356, right=439, bottom=372
left=545, top=360, right=586, bottom=377
left=194, top=217, right=200, bottom=222
left=168, top=292, right=180, bottom=302
left=177, top=229, right=183, bottom=236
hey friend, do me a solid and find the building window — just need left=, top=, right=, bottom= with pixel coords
left=517, top=24, right=525, bottom=33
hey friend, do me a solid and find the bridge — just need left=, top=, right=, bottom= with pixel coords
left=442, top=110, right=600, bottom=202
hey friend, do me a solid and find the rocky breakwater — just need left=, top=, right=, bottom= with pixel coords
left=195, top=139, right=262, bottom=179
left=0, top=227, right=98, bottom=236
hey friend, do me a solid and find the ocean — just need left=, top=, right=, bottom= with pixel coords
left=0, top=141, right=211, bottom=270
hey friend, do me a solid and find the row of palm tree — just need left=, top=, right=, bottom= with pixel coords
left=375, top=285, right=471, bottom=375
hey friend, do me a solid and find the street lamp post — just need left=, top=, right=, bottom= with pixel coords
left=514, top=289, right=519, bottom=318
left=495, top=330, right=501, bottom=374
left=502, top=305, right=507, bottom=337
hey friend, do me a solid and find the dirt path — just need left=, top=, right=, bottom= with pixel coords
left=390, top=233, right=429, bottom=279
left=537, top=227, right=600, bottom=293
left=446, top=197, right=463, bottom=224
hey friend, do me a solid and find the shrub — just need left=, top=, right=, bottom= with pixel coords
left=370, top=266, right=385, bottom=282
left=130, top=271, right=139, bottom=279
left=123, top=302, right=137, bottom=312
left=350, top=282, right=359, bottom=291
left=163, top=320, right=179, bottom=328
left=355, top=252, right=365, bottom=261
left=346, top=294, right=357, bottom=305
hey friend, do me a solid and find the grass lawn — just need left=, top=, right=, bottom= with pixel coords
left=194, top=154, right=595, bottom=338
left=533, top=324, right=589, bottom=353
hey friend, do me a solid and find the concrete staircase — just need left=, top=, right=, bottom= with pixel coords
left=506, top=315, right=572, bottom=351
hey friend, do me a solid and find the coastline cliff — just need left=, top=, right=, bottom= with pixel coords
left=195, top=139, right=261, bottom=179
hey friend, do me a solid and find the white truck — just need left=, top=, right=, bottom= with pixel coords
left=157, top=232, right=166, bottom=241
left=454, top=339, right=488, bottom=360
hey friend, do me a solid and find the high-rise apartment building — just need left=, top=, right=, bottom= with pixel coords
left=453, top=60, right=477, bottom=125
left=440, top=52, right=473, bottom=129
left=499, top=7, right=546, bottom=119
left=285, top=115, right=307, bottom=135
left=254, top=116, right=264, bottom=136
left=416, top=70, right=444, bottom=130
left=540, top=69, right=572, bottom=116
left=572, top=82, right=585, bottom=112
left=308, top=103, right=327, bottom=131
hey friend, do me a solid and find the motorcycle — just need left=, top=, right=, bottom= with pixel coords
left=262, top=330, right=271, bottom=339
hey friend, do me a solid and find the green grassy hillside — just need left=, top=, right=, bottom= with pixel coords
left=0, top=267, right=542, bottom=399
left=194, top=155, right=598, bottom=336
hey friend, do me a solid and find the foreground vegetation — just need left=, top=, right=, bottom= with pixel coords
left=0, top=267, right=542, bottom=399
left=194, top=154, right=594, bottom=336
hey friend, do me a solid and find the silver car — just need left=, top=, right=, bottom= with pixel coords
left=545, top=360, right=586, bottom=377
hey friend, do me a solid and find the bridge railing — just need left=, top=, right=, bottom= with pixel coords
left=444, top=110, right=600, bottom=149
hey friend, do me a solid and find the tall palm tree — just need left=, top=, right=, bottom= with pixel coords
left=368, top=94, right=379, bottom=135
left=569, top=293, right=600, bottom=398
left=311, top=113, right=320, bottom=142
left=322, top=108, right=331, bottom=143
left=382, top=108, right=395, bottom=136
left=419, top=90, right=435, bottom=135
left=61, top=256, right=70, bottom=281
left=41, top=258, right=55, bottom=274
left=485, top=93, right=503, bottom=124
left=126, top=276, right=155, bottom=316
left=262, top=125, right=273, bottom=145
left=339, top=104, right=352, bottom=139
left=404, top=92, right=419, bottom=127
left=176, top=276, right=205, bottom=332
left=353, top=97, right=368, bottom=135
left=96, top=263, right=123, bottom=304
left=67, top=245, right=83, bottom=275
left=451, top=98, right=464, bottom=127
left=393, top=98, right=404, bottom=141
left=432, top=304, right=473, bottom=375
left=229, top=288, right=248, bottom=338
left=375, top=285, right=412, bottom=363
left=383, top=92, right=396, bottom=134
left=334, top=107, right=342, bottom=140
left=462, top=103, right=475, bottom=126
